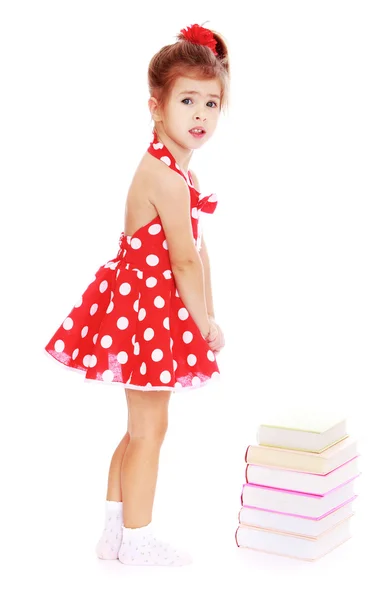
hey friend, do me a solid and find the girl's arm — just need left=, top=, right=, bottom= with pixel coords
left=150, top=168, right=211, bottom=339
left=189, top=169, right=216, bottom=321
left=199, top=233, right=215, bottom=320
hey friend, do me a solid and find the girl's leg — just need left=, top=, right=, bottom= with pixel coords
left=106, top=430, right=131, bottom=501
left=104, top=406, right=132, bottom=500
left=118, top=388, right=192, bottom=566
left=120, top=388, right=170, bottom=527
left=95, top=403, right=131, bottom=559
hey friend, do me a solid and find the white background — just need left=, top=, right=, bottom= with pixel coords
left=1, top=1, right=370, bottom=598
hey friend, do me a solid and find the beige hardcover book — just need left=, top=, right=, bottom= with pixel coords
left=245, top=436, right=357, bottom=475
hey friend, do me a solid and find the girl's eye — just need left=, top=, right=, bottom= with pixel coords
left=181, top=98, right=218, bottom=108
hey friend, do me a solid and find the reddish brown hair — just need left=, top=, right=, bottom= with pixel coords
left=148, top=26, right=230, bottom=117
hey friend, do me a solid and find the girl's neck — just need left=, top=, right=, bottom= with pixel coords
left=153, top=126, right=193, bottom=175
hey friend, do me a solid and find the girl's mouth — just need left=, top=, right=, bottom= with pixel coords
left=189, top=128, right=206, bottom=138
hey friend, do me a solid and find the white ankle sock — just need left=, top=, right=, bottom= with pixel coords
left=95, top=500, right=123, bottom=560
left=118, top=522, right=192, bottom=567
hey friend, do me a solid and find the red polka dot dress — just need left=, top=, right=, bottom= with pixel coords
left=44, top=130, right=220, bottom=392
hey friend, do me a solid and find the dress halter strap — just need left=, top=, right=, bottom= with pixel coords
left=146, top=129, right=218, bottom=215
left=147, top=129, right=192, bottom=186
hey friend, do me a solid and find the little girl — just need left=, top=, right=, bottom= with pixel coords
left=44, top=22, right=229, bottom=566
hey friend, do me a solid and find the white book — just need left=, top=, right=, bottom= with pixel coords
left=241, top=477, right=358, bottom=518
left=257, top=412, right=348, bottom=452
left=239, top=498, right=355, bottom=537
left=236, top=516, right=352, bottom=561
left=245, top=455, right=360, bottom=495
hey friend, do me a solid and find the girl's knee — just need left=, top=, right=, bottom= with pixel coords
left=126, top=388, right=170, bottom=442
left=129, top=425, right=168, bottom=444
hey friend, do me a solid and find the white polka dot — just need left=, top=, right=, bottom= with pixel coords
left=163, top=240, right=168, bottom=250
left=149, top=224, right=162, bottom=235
left=187, top=354, right=197, bottom=366
left=133, top=299, right=139, bottom=312
left=183, top=331, right=193, bottom=344
left=106, top=301, right=114, bottom=314
left=160, top=155, right=171, bottom=166
left=163, top=317, right=170, bottom=330
left=81, top=326, right=89, bottom=338
left=138, top=308, right=146, bottom=321
left=102, top=369, right=114, bottom=382
left=92, top=302, right=104, bottom=316
left=93, top=334, right=98, bottom=344
left=101, top=335, right=112, bottom=348
left=170, top=338, right=174, bottom=350
left=211, top=371, right=220, bottom=380
left=154, top=296, right=165, bottom=308
left=146, top=254, right=159, bottom=266
left=207, top=350, right=215, bottom=361
left=134, top=342, right=140, bottom=355
left=54, top=339, right=64, bottom=353
left=191, top=207, right=199, bottom=219
left=83, top=354, right=91, bottom=367
left=131, top=334, right=136, bottom=345
left=131, top=237, right=141, bottom=249
left=178, top=308, right=189, bottom=320
left=117, top=351, right=128, bottom=364
left=74, top=296, right=83, bottom=308
left=117, top=316, right=129, bottom=330
left=72, top=348, right=79, bottom=360
left=163, top=270, right=172, bottom=279
left=174, top=382, right=183, bottom=390
left=153, top=141, right=163, bottom=150
left=144, top=328, right=155, bottom=341
left=63, top=317, right=73, bottom=330
left=119, top=282, right=131, bottom=295
left=160, top=371, right=171, bottom=384
left=151, top=349, right=163, bottom=362
left=146, top=277, right=157, bottom=288
left=136, top=270, right=143, bottom=279
left=173, top=359, right=177, bottom=370
left=89, top=355, right=97, bottom=367
left=175, top=289, right=180, bottom=297
left=140, top=362, right=147, bottom=375
left=99, top=280, right=108, bottom=293
left=192, top=376, right=201, bottom=386
left=145, top=382, right=153, bottom=388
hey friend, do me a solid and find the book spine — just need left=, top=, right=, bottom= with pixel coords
left=235, top=527, right=240, bottom=547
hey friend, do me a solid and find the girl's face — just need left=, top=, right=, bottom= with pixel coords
left=156, top=75, right=222, bottom=149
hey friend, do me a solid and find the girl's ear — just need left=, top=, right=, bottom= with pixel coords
left=148, top=97, right=161, bottom=123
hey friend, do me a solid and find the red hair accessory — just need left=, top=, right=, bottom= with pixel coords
left=180, top=23, right=218, bottom=56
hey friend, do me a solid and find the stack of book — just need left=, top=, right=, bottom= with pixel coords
left=235, top=414, right=360, bottom=561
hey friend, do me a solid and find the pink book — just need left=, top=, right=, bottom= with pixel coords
left=245, top=455, right=360, bottom=495
left=241, top=475, right=359, bottom=518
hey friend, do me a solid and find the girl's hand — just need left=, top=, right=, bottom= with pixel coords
left=205, top=318, right=225, bottom=355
